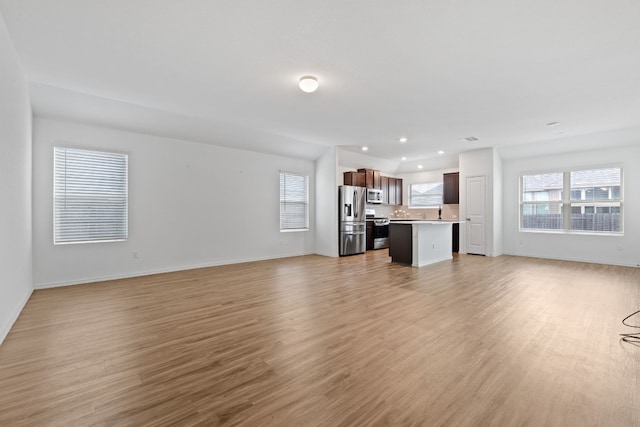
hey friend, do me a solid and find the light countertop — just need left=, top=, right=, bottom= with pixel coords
left=389, top=220, right=464, bottom=224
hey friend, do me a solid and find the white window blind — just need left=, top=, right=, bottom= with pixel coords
left=410, top=182, right=443, bottom=207
left=54, top=147, right=128, bottom=244
left=279, top=172, right=309, bottom=231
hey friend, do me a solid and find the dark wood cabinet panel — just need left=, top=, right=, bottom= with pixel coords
left=347, top=169, right=400, bottom=205
left=384, top=177, right=403, bottom=206
left=388, top=177, right=397, bottom=205
left=380, top=176, right=389, bottom=204
left=395, top=178, right=403, bottom=205
left=452, top=223, right=459, bottom=253
left=357, top=168, right=381, bottom=189
left=443, top=172, right=459, bottom=204
left=366, top=221, right=374, bottom=250
left=389, top=223, right=412, bottom=264
left=344, top=171, right=365, bottom=187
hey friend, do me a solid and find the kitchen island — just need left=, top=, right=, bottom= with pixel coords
left=389, top=220, right=462, bottom=267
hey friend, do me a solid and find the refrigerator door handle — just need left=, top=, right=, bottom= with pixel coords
left=353, top=192, right=358, bottom=218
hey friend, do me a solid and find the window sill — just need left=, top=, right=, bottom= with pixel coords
left=280, top=228, right=309, bottom=233
left=519, top=229, right=623, bottom=237
left=54, top=238, right=128, bottom=245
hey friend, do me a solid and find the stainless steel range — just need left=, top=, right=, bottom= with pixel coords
left=365, top=209, right=390, bottom=250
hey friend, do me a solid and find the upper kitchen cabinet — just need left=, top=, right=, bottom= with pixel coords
left=380, top=176, right=389, bottom=204
left=357, top=168, right=381, bottom=189
left=443, top=172, right=459, bottom=204
left=344, top=171, right=366, bottom=187
left=387, top=177, right=403, bottom=206
left=395, top=178, right=403, bottom=205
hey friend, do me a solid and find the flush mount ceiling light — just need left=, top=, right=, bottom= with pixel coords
left=438, top=150, right=444, bottom=154
left=401, top=156, right=407, bottom=161
left=361, top=146, right=368, bottom=151
left=399, top=137, right=408, bottom=143
left=417, top=165, right=423, bottom=169
left=298, top=76, right=319, bottom=93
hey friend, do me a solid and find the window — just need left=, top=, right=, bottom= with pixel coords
left=279, top=172, right=309, bottom=231
left=520, top=167, right=622, bottom=233
left=521, top=172, right=563, bottom=230
left=409, top=182, right=443, bottom=207
left=54, top=147, right=128, bottom=244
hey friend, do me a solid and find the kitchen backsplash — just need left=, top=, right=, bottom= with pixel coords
left=368, top=204, right=460, bottom=220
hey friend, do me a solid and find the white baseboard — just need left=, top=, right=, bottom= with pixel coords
left=0, top=287, right=33, bottom=346
left=501, top=251, right=638, bottom=268
left=34, top=253, right=318, bottom=289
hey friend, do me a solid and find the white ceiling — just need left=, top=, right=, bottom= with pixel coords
left=2, top=1, right=640, bottom=171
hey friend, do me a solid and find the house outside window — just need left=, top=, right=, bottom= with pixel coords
left=520, top=167, right=622, bottom=233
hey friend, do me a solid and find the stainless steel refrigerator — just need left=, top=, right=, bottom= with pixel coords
left=338, top=185, right=366, bottom=256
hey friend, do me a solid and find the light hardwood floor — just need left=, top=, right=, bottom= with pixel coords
left=1, top=251, right=639, bottom=426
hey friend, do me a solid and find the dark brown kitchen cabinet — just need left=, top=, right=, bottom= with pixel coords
left=366, top=221, right=374, bottom=250
left=443, top=172, right=459, bottom=204
left=452, top=223, right=459, bottom=253
left=389, top=223, right=412, bottom=264
left=385, top=177, right=403, bottom=206
left=387, top=177, right=397, bottom=205
left=358, top=168, right=381, bottom=189
left=380, top=176, right=389, bottom=204
left=344, top=171, right=365, bottom=187
left=395, top=178, right=403, bottom=205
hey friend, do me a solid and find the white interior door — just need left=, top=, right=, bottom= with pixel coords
left=466, top=176, right=486, bottom=255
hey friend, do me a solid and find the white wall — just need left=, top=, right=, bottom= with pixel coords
left=0, top=14, right=33, bottom=344
left=492, top=149, right=503, bottom=256
left=459, top=148, right=499, bottom=256
left=398, top=167, right=459, bottom=207
left=32, top=118, right=316, bottom=288
left=502, top=144, right=640, bottom=267
left=315, top=147, right=339, bottom=257
left=337, top=148, right=400, bottom=176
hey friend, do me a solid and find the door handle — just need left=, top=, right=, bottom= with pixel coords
left=466, top=218, right=471, bottom=221
left=353, top=193, right=358, bottom=218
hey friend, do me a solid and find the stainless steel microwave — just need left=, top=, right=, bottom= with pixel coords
left=366, top=188, right=383, bottom=204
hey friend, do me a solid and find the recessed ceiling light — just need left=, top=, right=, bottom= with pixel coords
left=417, top=165, right=423, bottom=169
left=298, top=76, right=319, bottom=93
left=546, top=121, right=560, bottom=127
left=438, top=150, right=444, bottom=155
left=401, top=156, right=407, bottom=161
left=399, top=137, right=408, bottom=143
left=463, top=136, right=479, bottom=142
left=361, top=146, right=368, bottom=151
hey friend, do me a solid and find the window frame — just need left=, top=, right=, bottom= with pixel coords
left=53, top=146, right=129, bottom=244
left=519, top=166, right=623, bottom=235
left=279, top=171, right=309, bottom=232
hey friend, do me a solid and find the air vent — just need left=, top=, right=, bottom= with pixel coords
left=464, top=136, right=479, bottom=142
